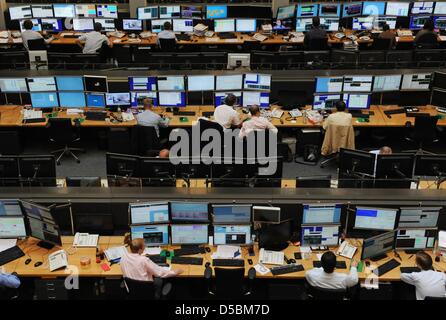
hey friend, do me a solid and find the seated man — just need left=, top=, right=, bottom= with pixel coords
left=414, top=20, right=438, bottom=45
left=157, top=21, right=176, bottom=46
left=213, top=93, right=244, bottom=129
left=322, top=101, right=352, bottom=130
left=239, top=105, right=278, bottom=138
left=304, top=17, right=327, bottom=49
left=305, top=251, right=358, bottom=290
left=76, top=22, right=113, bottom=54
left=21, top=19, right=53, bottom=50
left=378, top=23, right=396, bottom=49
left=136, top=98, right=169, bottom=138
left=401, top=251, right=446, bottom=300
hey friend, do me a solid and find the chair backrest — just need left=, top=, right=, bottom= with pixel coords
left=136, top=125, right=161, bottom=156
left=413, top=115, right=438, bottom=142
left=159, top=38, right=177, bottom=51
left=27, top=38, right=46, bottom=51
left=66, top=177, right=101, bottom=187
left=47, top=118, right=75, bottom=144
left=321, top=124, right=355, bottom=156
left=308, top=37, right=328, bottom=50
left=372, top=38, right=392, bottom=50
left=306, top=283, right=347, bottom=300
left=123, top=277, right=156, bottom=300
left=416, top=32, right=439, bottom=48
left=296, top=175, right=332, bottom=188
left=214, top=267, right=245, bottom=299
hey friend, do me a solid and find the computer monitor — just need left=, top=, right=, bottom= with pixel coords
left=30, top=92, right=59, bottom=108
left=315, top=77, right=343, bottom=93
left=170, top=201, right=209, bottom=222
left=361, top=230, right=396, bottom=260
left=129, top=202, right=169, bottom=224
left=0, top=200, right=22, bottom=216
left=159, top=6, right=181, bottom=19
left=173, top=19, right=193, bottom=32
left=18, top=156, right=56, bottom=186
left=243, top=73, right=271, bottom=91
left=376, top=16, right=397, bottom=29
left=343, top=94, right=371, bottom=110
left=362, top=1, right=386, bottom=15
left=214, top=91, right=242, bottom=107
left=138, top=6, right=159, bottom=20
left=373, top=75, right=402, bottom=92
left=301, top=225, right=339, bottom=246
left=295, top=17, right=314, bottom=32
left=343, top=76, right=373, bottom=92
left=411, top=2, right=434, bottom=14
left=106, top=153, right=140, bottom=177
left=401, top=73, right=431, bottom=91
left=123, top=19, right=143, bottom=31
left=252, top=206, right=281, bottom=224
left=9, top=6, right=32, bottom=20
left=339, top=148, right=376, bottom=176
left=431, top=89, right=446, bottom=107
left=352, top=16, right=375, bottom=31
left=435, top=1, right=446, bottom=14
left=396, top=228, right=437, bottom=250
left=84, top=75, right=108, bottom=93
left=216, top=75, right=243, bottom=91
left=27, top=77, right=56, bottom=92
left=187, top=75, right=215, bottom=91
left=59, top=92, right=86, bottom=108
left=354, top=207, right=398, bottom=231
left=319, top=3, right=341, bottom=17
left=312, top=94, right=342, bottom=110
left=55, top=76, right=84, bottom=91
left=94, top=18, right=116, bottom=32
left=414, top=154, right=446, bottom=176
left=139, top=157, right=175, bottom=185
left=258, top=220, right=291, bottom=251
left=273, top=18, right=294, bottom=31
left=157, top=76, right=185, bottom=91
left=297, top=3, right=319, bottom=17
left=206, top=5, right=227, bottom=19
left=96, top=4, right=118, bottom=19
left=182, top=5, right=203, bottom=19
left=214, top=19, right=235, bottom=32
left=41, top=19, right=63, bottom=32
left=212, top=204, right=251, bottom=224
left=319, top=17, right=340, bottom=31
left=73, top=18, right=94, bottom=32
left=86, top=93, right=106, bottom=108
left=131, top=92, right=158, bottom=107
left=19, top=19, right=41, bottom=32
left=171, top=224, right=208, bottom=245
left=342, top=2, right=362, bottom=17
left=31, top=4, right=53, bottom=18
left=27, top=216, right=62, bottom=248
left=398, top=207, right=440, bottom=228
left=277, top=5, right=295, bottom=19
left=434, top=16, right=446, bottom=29
left=0, top=78, right=28, bottom=92
left=410, top=15, right=432, bottom=30
left=53, top=4, right=75, bottom=18
left=0, top=216, right=26, bottom=238
left=128, top=76, right=157, bottom=92
left=105, top=93, right=130, bottom=107
left=385, top=2, right=410, bottom=16
left=158, top=92, right=186, bottom=107
left=236, top=19, right=257, bottom=33
left=20, top=200, right=55, bottom=223
left=130, top=224, right=169, bottom=246
left=213, top=225, right=251, bottom=245
left=376, top=154, right=415, bottom=179
left=302, top=203, right=342, bottom=224
left=75, top=4, right=96, bottom=18
left=242, top=91, right=269, bottom=108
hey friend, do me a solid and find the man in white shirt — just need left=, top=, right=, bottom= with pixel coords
left=305, top=251, right=359, bottom=290
left=21, top=20, right=53, bottom=50
left=76, top=22, right=112, bottom=54
left=213, top=93, right=244, bottom=129
left=322, top=101, right=352, bottom=130
left=401, top=251, right=446, bottom=300
left=239, top=105, right=278, bottom=138
left=157, top=21, right=177, bottom=46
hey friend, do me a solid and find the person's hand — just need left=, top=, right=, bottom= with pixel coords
left=175, top=268, right=184, bottom=275
left=351, top=260, right=358, bottom=268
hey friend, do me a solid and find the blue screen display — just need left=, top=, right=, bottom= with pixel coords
left=56, top=76, right=84, bottom=91
left=130, top=224, right=169, bottom=246
left=171, top=202, right=209, bottom=222
left=206, top=5, right=227, bottom=19
left=297, top=4, right=319, bottom=17
left=86, top=93, right=106, bottom=107
left=212, top=205, right=251, bottom=224
left=214, top=91, right=242, bottom=107
left=59, top=92, right=86, bottom=108
left=362, top=1, right=386, bottom=15
left=30, top=92, right=59, bottom=108
left=129, top=76, right=157, bottom=91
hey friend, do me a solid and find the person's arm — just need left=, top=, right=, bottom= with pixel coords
left=266, top=119, right=278, bottom=133
left=145, top=259, right=182, bottom=278
left=0, top=272, right=20, bottom=289
left=232, top=110, right=242, bottom=127
left=105, top=35, right=113, bottom=48
left=158, top=115, right=170, bottom=128
left=76, top=35, right=87, bottom=48
left=343, top=262, right=359, bottom=288
left=401, top=272, right=418, bottom=285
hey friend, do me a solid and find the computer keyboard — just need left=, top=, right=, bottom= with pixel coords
left=173, top=110, right=196, bottom=116
left=85, top=111, right=107, bottom=121
left=400, top=267, right=421, bottom=273
left=313, top=261, right=347, bottom=269
left=173, top=247, right=205, bottom=256
left=147, top=255, right=166, bottom=264
left=0, top=245, right=25, bottom=266
left=376, top=258, right=401, bottom=276
left=271, top=264, right=304, bottom=276
left=436, top=107, right=446, bottom=113
left=176, top=34, right=191, bottom=41
left=384, top=108, right=406, bottom=118
left=202, top=111, right=214, bottom=118
left=219, top=32, right=237, bottom=39
left=63, top=35, right=81, bottom=39
left=213, top=259, right=245, bottom=267
left=22, top=118, right=46, bottom=124
left=171, top=256, right=203, bottom=265
left=406, top=112, right=431, bottom=118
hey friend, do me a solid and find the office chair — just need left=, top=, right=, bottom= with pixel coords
left=158, top=38, right=177, bottom=52
left=47, top=118, right=84, bottom=165
left=65, top=177, right=101, bottom=187
left=414, top=49, right=445, bottom=67
left=27, top=38, right=47, bottom=51
left=305, top=282, right=348, bottom=300
left=306, top=37, right=328, bottom=50
left=415, top=33, right=439, bottom=49
left=113, top=46, right=133, bottom=68
left=386, top=50, right=413, bottom=68
left=196, top=119, right=224, bottom=157
left=404, top=115, right=439, bottom=154
left=136, top=125, right=161, bottom=156
left=150, top=52, right=175, bottom=70
left=0, top=51, right=28, bottom=70
left=123, top=277, right=172, bottom=300
left=296, top=175, right=332, bottom=188
left=276, top=51, right=304, bottom=69
left=0, top=131, right=22, bottom=155
left=47, top=52, right=74, bottom=70
left=204, top=267, right=255, bottom=300
left=303, top=50, right=330, bottom=69
left=371, top=38, right=392, bottom=50
left=251, top=51, right=275, bottom=70
left=202, top=52, right=227, bottom=70
left=330, top=49, right=357, bottom=69
left=72, top=53, right=101, bottom=70
left=358, top=51, right=386, bottom=69
left=320, top=124, right=355, bottom=168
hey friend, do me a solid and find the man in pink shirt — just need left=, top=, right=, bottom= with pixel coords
left=239, top=105, right=278, bottom=138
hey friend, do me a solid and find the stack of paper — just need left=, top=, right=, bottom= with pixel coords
left=66, top=108, right=83, bottom=114
left=104, top=246, right=127, bottom=262
left=194, top=23, right=208, bottom=37
left=143, top=247, right=161, bottom=255
left=211, top=245, right=241, bottom=259
left=0, top=239, right=17, bottom=253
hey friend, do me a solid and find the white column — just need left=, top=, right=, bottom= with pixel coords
left=0, top=0, right=7, bottom=30
left=129, top=0, right=147, bottom=18
left=272, top=0, right=290, bottom=18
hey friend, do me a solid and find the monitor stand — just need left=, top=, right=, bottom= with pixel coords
left=405, top=249, right=423, bottom=254
left=370, top=253, right=387, bottom=261
left=37, top=240, right=55, bottom=250
left=262, top=242, right=289, bottom=251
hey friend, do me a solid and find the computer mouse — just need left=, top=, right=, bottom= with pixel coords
left=34, top=261, right=43, bottom=267
left=25, top=258, right=32, bottom=265
left=290, top=259, right=296, bottom=264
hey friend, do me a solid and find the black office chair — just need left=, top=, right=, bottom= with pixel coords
left=0, top=51, right=28, bottom=70
left=330, top=49, right=357, bottom=69
left=158, top=38, right=177, bottom=51
left=150, top=52, right=175, bottom=70
left=136, top=125, right=161, bottom=156
left=47, top=118, right=84, bottom=165
left=251, top=51, right=275, bottom=70
left=65, top=177, right=101, bottom=187
left=306, top=37, right=328, bottom=50
left=386, top=50, right=413, bottom=68
left=27, top=38, right=47, bottom=51
left=414, top=49, right=445, bottom=67
left=371, top=38, right=392, bottom=50
left=404, top=115, right=439, bottom=154
left=196, top=119, right=224, bottom=157
left=72, top=53, right=101, bottom=70
left=48, top=52, right=74, bottom=70
left=358, top=51, right=386, bottom=69
left=276, top=51, right=304, bottom=69
left=415, top=32, right=439, bottom=49
left=0, top=131, right=22, bottom=155
left=296, top=175, right=331, bottom=188
left=306, top=282, right=348, bottom=300
left=202, top=52, right=227, bottom=70
left=303, top=50, right=330, bottom=69
left=123, top=277, right=172, bottom=300
left=204, top=267, right=255, bottom=300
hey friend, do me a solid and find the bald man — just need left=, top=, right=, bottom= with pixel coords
left=136, top=98, right=169, bottom=138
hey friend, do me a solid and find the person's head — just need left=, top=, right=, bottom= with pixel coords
left=335, top=100, right=347, bottom=112
left=128, top=238, right=145, bottom=254
left=321, top=251, right=337, bottom=273
left=159, top=149, right=169, bottom=158
left=415, top=251, right=433, bottom=271
left=382, top=23, right=390, bottom=32
left=142, top=97, right=153, bottom=109
left=23, top=20, right=34, bottom=31
left=312, top=16, right=321, bottom=28
left=163, top=21, right=172, bottom=31
left=94, top=22, right=103, bottom=32
left=224, top=93, right=237, bottom=106
left=423, top=20, right=434, bottom=31
left=249, top=105, right=260, bottom=117
left=379, top=146, right=393, bottom=155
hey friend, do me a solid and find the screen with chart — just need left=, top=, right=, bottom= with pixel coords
left=187, top=75, right=215, bottom=91
left=315, top=77, right=343, bottom=93
left=355, top=207, right=398, bottom=231
left=157, top=76, right=185, bottom=91
left=130, top=224, right=169, bottom=246
left=206, top=5, right=227, bottom=19
left=313, top=94, right=342, bottom=110
left=401, top=74, right=431, bottom=90
left=301, top=225, right=339, bottom=246
left=373, top=75, right=402, bottom=92
left=216, top=75, right=243, bottom=90
left=214, top=225, right=251, bottom=245
left=171, top=225, right=209, bottom=244
left=130, top=202, right=169, bottom=224
left=302, top=204, right=342, bottom=224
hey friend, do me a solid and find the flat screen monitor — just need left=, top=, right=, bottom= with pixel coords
left=96, top=4, right=118, bottom=19
left=214, top=91, right=242, bottom=106
left=343, top=75, right=373, bottom=92
left=159, top=6, right=181, bottom=19
left=59, top=92, right=86, bottom=108
left=252, top=206, right=281, bottom=224
left=414, top=154, right=446, bottom=176
left=31, top=5, right=54, bottom=18
left=343, top=94, right=371, bottom=109
left=129, top=202, right=169, bottom=224
left=434, top=16, right=446, bottom=29
left=20, top=200, right=55, bottom=223
left=214, top=19, right=235, bottom=32
left=0, top=200, right=22, bottom=216
left=385, top=2, right=410, bottom=16
left=302, top=203, right=342, bottom=224
left=435, top=1, right=446, bottom=14
left=0, top=78, right=28, bottom=92
left=243, top=73, right=271, bottom=91
left=30, top=92, right=59, bottom=108
left=242, top=91, right=269, bottom=107
left=398, top=207, right=441, bottom=228
left=206, top=5, right=228, bottom=19
left=339, top=148, right=377, bottom=176
left=376, top=16, right=397, bottom=29
left=362, top=2, right=386, bottom=15
left=84, top=75, right=108, bottom=93
left=277, top=5, right=295, bottom=20
left=138, top=6, right=159, bottom=20
left=86, top=93, right=106, bottom=108
left=431, top=89, right=446, bottom=106
left=354, top=206, right=398, bottom=231
left=105, top=93, right=130, bottom=107
left=319, top=3, right=341, bottom=17
left=401, top=73, right=431, bottom=91
left=27, top=216, right=61, bottom=246
left=129, top=76, right=157, bottom=91
left=410, top=15, right=432, bottom=30
left=273, top=18, right=293, bottom=30
left=173, top=19, right=194, bottom=32
left=157, top=76, right=185, bottom=91
left=187, top=75, right=215, bottom=91
left=27, top=77, right=56, bottom=92
left=94, top=18, right=116, bottom=32
left=296, top=18, right=314, bottom=32
left=297, top=3, right=319, bottom=17
left=123, top=19, right=143, bottom=31
left=0, top=216, right=26, bottom=238
left=213, top=225, right=251, bottom=245
left=182, top=6, right=203, bottom=19
left=73, top=18, right=94, bottom=32
left=315, top=76, right=343, bottom=93
left=130, top=224, right=169, bottom=246
left=361, top=231, right=396, bottom=260
left=236, top=19, right=257, bottom=32
left=170, top=201, right=209, bottom=222
left=20, top=19, right=41, bottom=32
left=352, top=16, right=375, bottom=30
left=313, top=94, right=342, bottom=110
left=53, top=4, right=75, bottom=18
left=171, top=224, right=208, bottom=245
left=301, top=225, right=339, bottom=246
left=373, top=75, right=402, bottom=92
left=55, top=76, right=84, bottom=91
left=212, top=204, right=251, bottom=224
left=396, top=228, right=437, bottom=249
left=41, top=19, right=63, bottom=32
left=216, top=74, right=243, bottom=91
left=75, top=4, right=96, bottom=18
left=151, top=19, right=172, bottom=33
left=342, top=2, right=363, bottom=17
left=9, top=6, right=32, bottom=20
left=130, top=92, right=158, bottom=107
left=319, top=17, right=340, bottom=31
left=158, top=92, right=186, bottom=107
left=411, top=2, right=434, bottom=14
